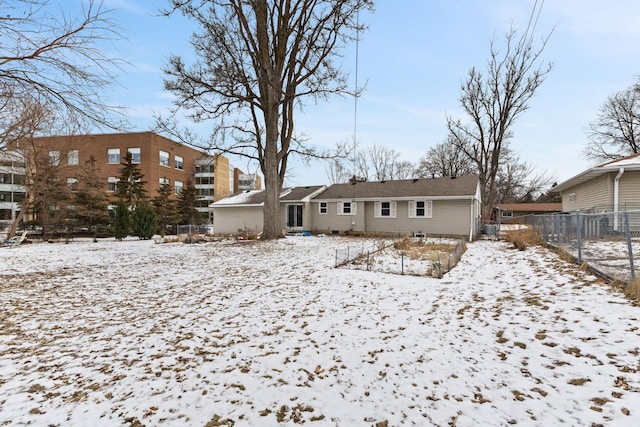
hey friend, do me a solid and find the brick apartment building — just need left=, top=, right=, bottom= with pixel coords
left=4, top=132, right=261, bottom=223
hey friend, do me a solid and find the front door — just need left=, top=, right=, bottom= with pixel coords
left=286, top=204, right=303, bottom=228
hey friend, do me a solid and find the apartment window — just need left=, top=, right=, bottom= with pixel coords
left=159, top=150, right=170, bottom=167
left=338, top=201, right=357, bottom=215
left=175, top=180, right=184, bottom=194
left=67, top=150, right=79, bottom=165
left=107, top=177, right=118, bottom=192
left=195, top=176, right=213, bottom=185
left=66, top=177, right=78, bottom=192
left=108, top=148, right=120, bottom=164
left=319, top=202, right=328, bottom=215
left=409, top=200, right=432, bottom=218
left=159, top=177, right=170, bottom=186
left=49, top=151, right=60, bottom=166
left=175, top=155, right=184, bottom=170
left=375, top=201, right=397, bottom=218
left=128, top=147, right=141, bottom=163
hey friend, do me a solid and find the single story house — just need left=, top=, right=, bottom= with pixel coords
left=213, top=175, right=482, bottom=240
left=494, top=203, right=563, bottom=223
left=311, top=175, right=481, bottom=240
left=553, top=153, right=640, bottom=213
left=211, top=185, right=326, bottom=235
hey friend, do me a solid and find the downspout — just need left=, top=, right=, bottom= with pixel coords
left=469, top=197, right=474, bottom=241
left=614, top=167, right=624, bottom=231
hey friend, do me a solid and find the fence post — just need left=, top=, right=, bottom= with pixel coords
left=576, top=211, right=582, bottom=263
left=624, top=212, right=635, bottom=281
left=335, top=249, right=338, bottom=268
left=367, top=251, right=370, bottom=271
left=401, top=253, right=404, bottom=275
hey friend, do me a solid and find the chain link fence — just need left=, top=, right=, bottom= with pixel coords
left=532, top=210, right=639, bottom=282
left=335, top=238, right=466, bottom=278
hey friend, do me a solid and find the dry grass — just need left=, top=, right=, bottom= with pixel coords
left=502, top=227, right=543, bottom=251
left=393, top=237, right=460, bottom=261
left=623, top=278, right=640, bottom=303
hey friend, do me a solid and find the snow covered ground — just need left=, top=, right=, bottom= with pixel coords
left=1, top=236, right=639, bottom=426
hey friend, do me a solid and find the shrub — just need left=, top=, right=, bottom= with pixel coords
left=113, top=199, right=130, bottom=241
left=132, top=201, right=157, bottom=240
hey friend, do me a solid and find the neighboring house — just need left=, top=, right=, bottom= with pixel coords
left=311, top=176, right=481, bottom=240
left=553, top=153, right=640, bottom=213
left=211, top=185, right=326, bottom=235
left=494, top=203, right=563, bottom=223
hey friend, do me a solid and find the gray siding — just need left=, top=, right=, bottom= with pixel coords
left=562, top=174, right=612, bottom=211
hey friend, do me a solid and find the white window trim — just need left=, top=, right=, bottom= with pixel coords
left=107, top=148, right=120, bottom=164
left=128, top=147, right=141, bottom=163
left=319, top=202, right=328, bottom=215
left=337, top=201, right=357, bottom=216
left=374, top=201, right=397, bottom=218
left=408, top=200, right=432, bottom=218
left=159, top=150, right=170, bottom=167
left=501, top=210, right=513, bottom=218
left=67, top=150, right=79, bottom=165
left=175, top=155, right=184, bottom=170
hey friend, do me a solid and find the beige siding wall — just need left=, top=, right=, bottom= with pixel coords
left=562, top=174, right=612, bottom=211
left=310, top=201, right=365, bottom=233
left=213, top=207, right=263, bottom=234
left=311, top=199, right=473, bottom=237
left=280, top=202, right=314, bottom=232
left=618, top=171, right=640, bottom=208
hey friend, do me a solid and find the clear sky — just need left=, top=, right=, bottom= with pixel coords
left=99, top=0, right=640, bottom=188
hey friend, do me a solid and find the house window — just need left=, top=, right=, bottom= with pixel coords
left=159, top=150, right=170, bottom=167
left=107, top=176, right=118, bottom=192
left=569, top=193, right=576, bottom=203
left=375, top=201, right=397, bottom=218
left=67, top=177, right=78, bottom=191
left=67, top=150, right=79, bottom=165
left=338, top=201, right=357, bottom=215
left=159, top=177, right=170, bottom=186
left=175, top=180, right=183, bottom=194
left=319, top=202, right=328, bottom=215
left=128, top=147, right=141, bottom=163
left=409, top=200, right=432, bottom=218
left=286, top=204, right=303, bottom=228
left=175, top=155, right=184, bottom=170
left=108, top=148, right=120, bottom=164
left=501, top=210, right=513, bottom=218
left=49, top=151, right=60, bottom=166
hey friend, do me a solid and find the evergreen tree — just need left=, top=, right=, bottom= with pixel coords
left=113, top=199, right=130, bottom=240
left=152, top=183, right=177, bottom=235
left=176, top=180, right=199, bottom=225
left=31, top=160, right=71, bottom=239
left=115, top=152, right=147, bottom=208
left=73, top=155, right=109, bottom=238
left=131, top=200, right=157, bottom=239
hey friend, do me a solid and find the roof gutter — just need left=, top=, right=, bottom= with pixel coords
left=614, top=167, right=624, bottom=231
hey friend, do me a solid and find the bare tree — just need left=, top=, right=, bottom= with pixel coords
left=160, top=0, right=373, bottom=239
left=415, top=137, right=476, bottom=178
left=0, top=0, right=124, bottom=146
left=343, top=144, right=413, bottom=182
left=494, top=150, right=553, bottom=204
left=585, top=82, right=640, bottom=163
left=446, top=5, right=552, bottom=218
